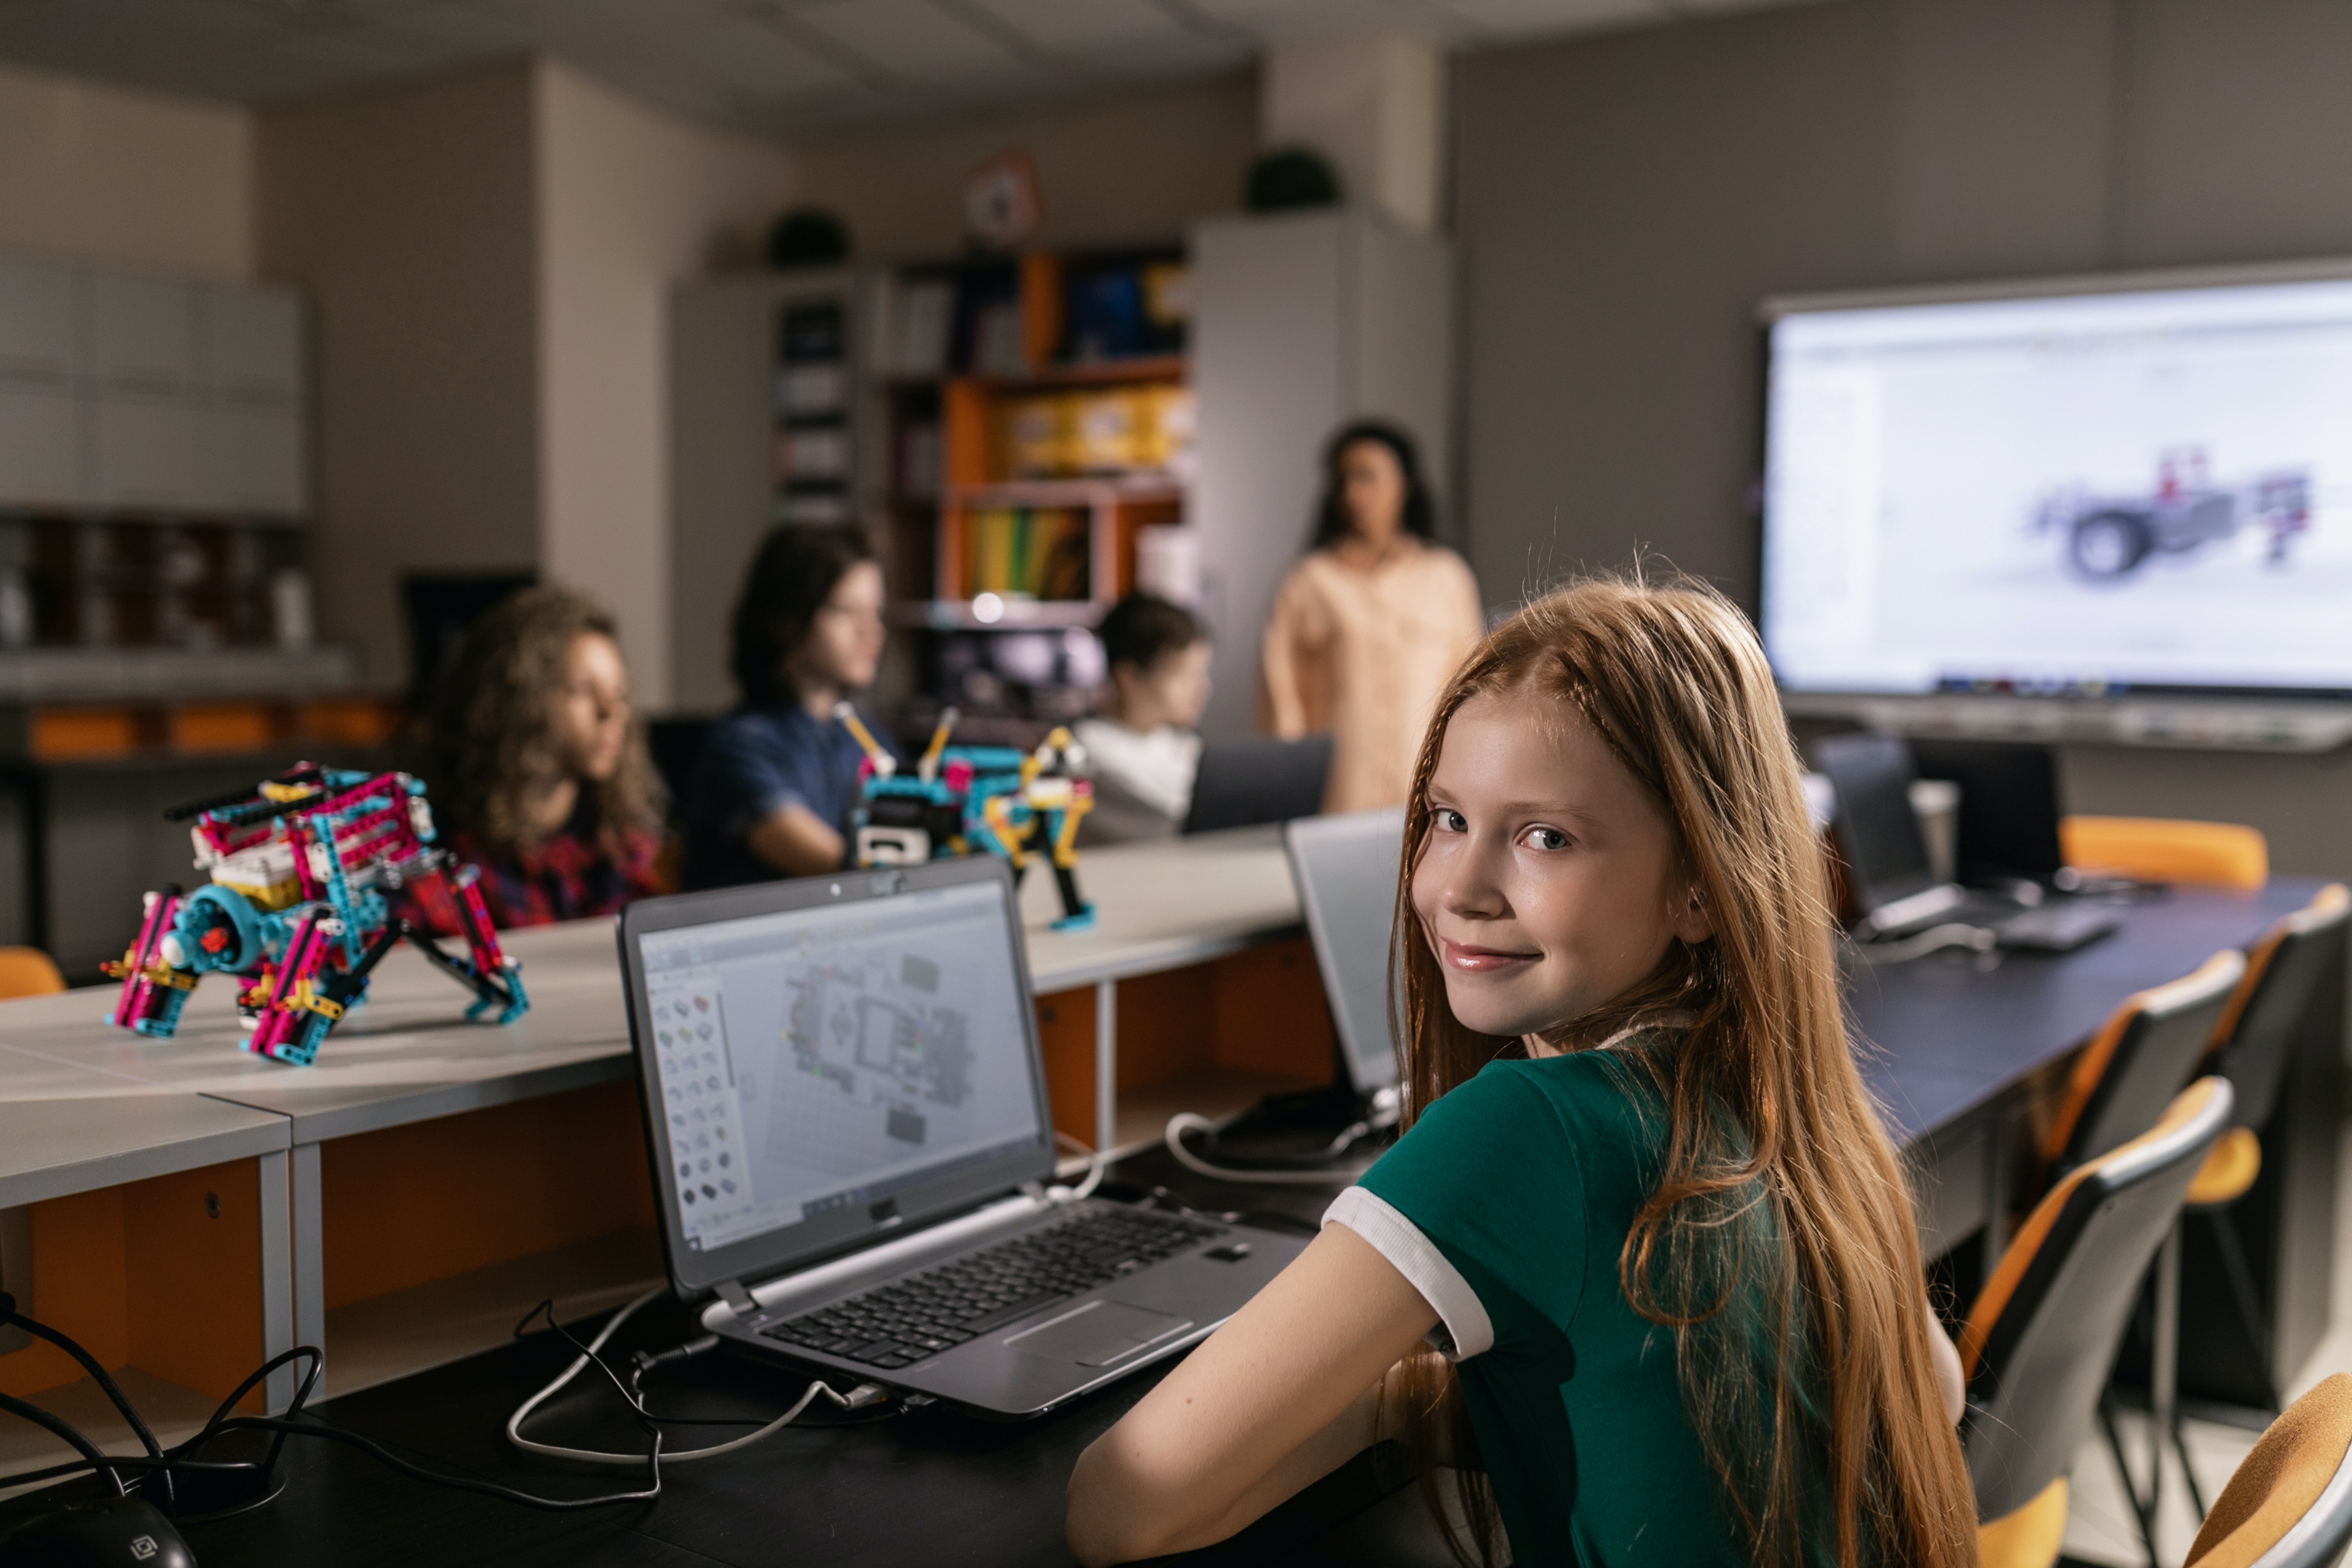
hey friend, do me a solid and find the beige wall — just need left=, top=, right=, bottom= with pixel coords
left=1452, top=0, right=2352, bottom=875
left=256, top=63, right=542, bottom=692
left=535, top=62, right=798, bottom=710
left=0, top=60, right=253, bottom=278
left=794, top=72, right=1258, bottom=257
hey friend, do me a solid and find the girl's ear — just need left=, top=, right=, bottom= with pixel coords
left=1672, top=884, right=1716, bottom=946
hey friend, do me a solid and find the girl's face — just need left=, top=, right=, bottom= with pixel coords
left=556, top=631, right=631, bottom=784
left=796, top=560, right=886, bottom=693
left=1410, top=685, right=1713, bottom=1045
left=1338, top=440, right=1407, bottom=546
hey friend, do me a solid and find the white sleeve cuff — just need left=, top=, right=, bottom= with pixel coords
left=1323, top=1187, right=1495, bottom=1361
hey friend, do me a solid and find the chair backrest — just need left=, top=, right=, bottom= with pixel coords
left=2185, top=1373, right=2352, bottom=1568
left=0, top=946, right=64, bottom=1000
left=2207, top=884, right=2351, bottom=1135
left=2043, top=949, right=2244, bottom=1179
left=1962, top=1076, right=2235, bottom=1521
left=2061, top=815, right=2269, bottom=891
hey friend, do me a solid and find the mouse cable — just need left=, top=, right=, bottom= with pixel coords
left=1162, top=1112, right=1382, bottom=1187
left=506, top=1287, right=886, bottom=1468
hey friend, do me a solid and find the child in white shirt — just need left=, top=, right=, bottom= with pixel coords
left=1075, top=595, right=1211, bottom=843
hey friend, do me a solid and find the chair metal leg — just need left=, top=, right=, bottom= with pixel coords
left=2102, top=1389, right=2161, bottom=1567
left=2153, top=1221, right=2182, bottom=1563
left=2172, top=1410, right=2206, bottom=1523
left=2205, top=1205, right=2273, bottom=1370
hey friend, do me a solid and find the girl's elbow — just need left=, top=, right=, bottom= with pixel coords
left=1065, top=1442, right=1187, bottom=1566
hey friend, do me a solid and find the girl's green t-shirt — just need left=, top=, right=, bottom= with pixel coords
left=1354, top=1044, right=1752, bottom=1568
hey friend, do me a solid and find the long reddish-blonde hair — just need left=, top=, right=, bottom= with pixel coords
left=1380, top=576, right=1976, bottom=1568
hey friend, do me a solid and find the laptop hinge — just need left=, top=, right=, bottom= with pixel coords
left=714, top=1278, right=762, bottom=1324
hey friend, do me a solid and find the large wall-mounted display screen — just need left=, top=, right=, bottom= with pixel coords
left=1761, top=269, right=2352, bottom=698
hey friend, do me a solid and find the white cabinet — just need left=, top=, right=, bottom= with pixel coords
left=0, top=256, right=307, bottom=516
left=92, top=397, right=196, bottom=509
left=195, top=403, right=304, bottom=515
left=0, top=257, right=79, bottom=390
left=198, top=284, right=302, bottom=406
left=89, top=272, right=195, bottom=399
left=0, top=388, right=82, bottom=506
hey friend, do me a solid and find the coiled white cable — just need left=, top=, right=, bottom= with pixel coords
left=1051, top=1131, right=1106, bottom=1201
left=1163, top=1112, right=1380, bottom=1187
left=506, top=1287, right=878, bottom=1467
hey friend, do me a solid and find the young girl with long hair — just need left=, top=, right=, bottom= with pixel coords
left=1067, top=576, right=1976, bottom=1567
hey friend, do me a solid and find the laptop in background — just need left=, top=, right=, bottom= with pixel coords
left=1904, top=738, right=2066, bottom=885
left=617, top=856, right=1307, bottom=1419
left=1814, top=732, right=2117, bottom=952
left=1283, top=807, right=1405, bottom=1101
left=1183, top=735, right=1333, bottom=835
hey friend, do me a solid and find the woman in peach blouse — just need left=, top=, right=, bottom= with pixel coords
left=1261, top=421, right=1486, bottom=812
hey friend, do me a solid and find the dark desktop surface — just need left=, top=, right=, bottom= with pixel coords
left=0, top=880, right=2327, bottom=1566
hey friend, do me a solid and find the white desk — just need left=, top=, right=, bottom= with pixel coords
left=0, top=827, right=1307, bottom=1413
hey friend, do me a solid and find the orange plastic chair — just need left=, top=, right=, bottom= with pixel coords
left=0, top=947, right=65, bottom=999
left=2184, top=1372, right=2352, bottom=1568
left=2060, top=815, right=2269, bottom=891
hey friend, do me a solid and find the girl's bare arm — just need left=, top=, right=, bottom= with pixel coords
left=1065, top=1224, right=1440, bottom=1566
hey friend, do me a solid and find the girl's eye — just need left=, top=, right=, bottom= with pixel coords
left=1522, top=826, right=1572, bottom=852
left=1431, top=808, right=1467, bottom=834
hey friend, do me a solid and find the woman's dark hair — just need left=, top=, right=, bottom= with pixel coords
left=426, top=585, right=664, bottom=857
left=1094, top=593, right=1203, bottom=674
left=1311, top=420, right=1437, bottom=549
left=729, top=525, right=876, bottom=709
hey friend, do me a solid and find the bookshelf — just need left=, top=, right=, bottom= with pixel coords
left=874, top=244, right=1193, bottom=734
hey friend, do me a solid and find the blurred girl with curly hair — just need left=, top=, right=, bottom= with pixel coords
left=425, top=586, right=665, bottom=927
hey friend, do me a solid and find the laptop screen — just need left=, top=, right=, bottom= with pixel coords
left=1814, top=732, right=1940, bottom=911
left=1284, top=807, right=1404, bottom=1093
left=626, top=865, right=1052, bottom=1292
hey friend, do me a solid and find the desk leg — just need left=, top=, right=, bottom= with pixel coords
left=257, top=1149, right=295, bottom=1413
left=1095, top=979, right=1118, bottom=1157
left=292, top=1142, right=325, bottom=1382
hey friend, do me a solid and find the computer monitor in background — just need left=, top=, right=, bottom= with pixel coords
left=1761, top=266, right=2352, bottom=700
left=1282, top=807, right=1404, bottom=1095
left=1904, top=739, right=2066, bottom=884
left=1183, top=736, right=1333, bottom=835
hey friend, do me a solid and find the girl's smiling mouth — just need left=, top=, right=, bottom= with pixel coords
left=1439, top=938, right=1540, bottom=974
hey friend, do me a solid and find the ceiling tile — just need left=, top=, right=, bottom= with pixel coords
left=792, top=0, right=1030, bottom=82
left=1448, top=0, right=1657, bottom=39
left=964, top=0, right=1185, bottom=52
left=648, top=9, right=852, bottom=96
left=1187, top=0, right=1453, bottom=42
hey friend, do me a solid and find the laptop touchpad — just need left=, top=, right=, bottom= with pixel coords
left=1005, top=1301, right=1193, bottom=1367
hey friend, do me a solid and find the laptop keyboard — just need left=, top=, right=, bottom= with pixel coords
left=757, top=1207, right=1223, bottom=1369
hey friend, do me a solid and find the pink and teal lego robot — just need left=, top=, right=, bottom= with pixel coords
left=104, top=764, right=528, bottom=1065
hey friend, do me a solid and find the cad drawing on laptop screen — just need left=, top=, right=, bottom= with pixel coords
left=635, top=878, right=1048, bottom=1264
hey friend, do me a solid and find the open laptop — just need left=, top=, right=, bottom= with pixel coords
left=1815, top=732, right=2118, bottom=952
left=617, top=855, right=1307, bottom=1419
left=1182, top=735, right=1333, bottom=835
left=1284, top=807, right=1406, bottom=1103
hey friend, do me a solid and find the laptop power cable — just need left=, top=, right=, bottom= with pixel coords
left=1161, top=1104, right=1389, bottom=1187
left=506, top=1288, right=889, bottom=1468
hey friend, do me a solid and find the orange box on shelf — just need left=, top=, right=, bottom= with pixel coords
left=30, top=705, right=157, bottom=761
left=169, top=701, right=286, bottom=755
left=297, top=695, right=404, bottom=747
